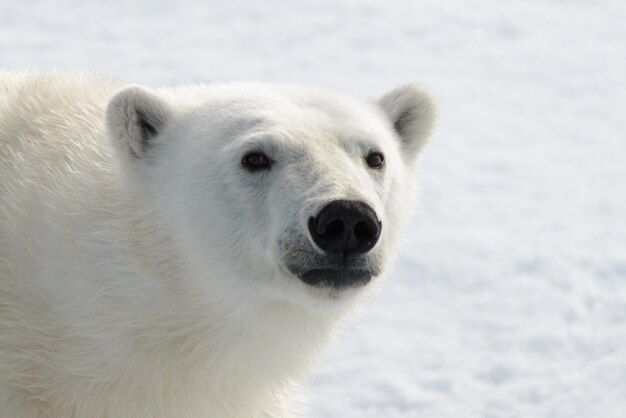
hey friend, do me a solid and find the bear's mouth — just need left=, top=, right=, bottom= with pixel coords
left=283, top=252, right=380, bottom=289
left=295, top=267, right=373, bottom=289
left=280, top=238, right=382, bottom=290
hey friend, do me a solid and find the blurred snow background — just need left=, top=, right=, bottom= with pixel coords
left=1, top=0, right=625, bottom=416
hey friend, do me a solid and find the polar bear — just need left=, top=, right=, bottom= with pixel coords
left=0, top=72, right=436, bottom=418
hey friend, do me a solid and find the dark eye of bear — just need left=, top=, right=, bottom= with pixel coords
left=366, top=152, right=385, bottom=169
left=242, top=151, right=272, bottom=171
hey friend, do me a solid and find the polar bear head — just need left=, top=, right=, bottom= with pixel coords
left=106, top=83, right=436, bottom=311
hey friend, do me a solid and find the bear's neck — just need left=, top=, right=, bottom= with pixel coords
left=110, top=296, right=334, bottom=416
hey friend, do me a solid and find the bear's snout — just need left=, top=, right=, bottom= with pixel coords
left=308, top=200, right=381, bottom=257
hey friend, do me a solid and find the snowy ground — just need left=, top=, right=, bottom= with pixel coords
left=2, top=1, right=625, bottom=416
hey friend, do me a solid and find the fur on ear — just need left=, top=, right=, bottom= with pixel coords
left=106, top=86, right=171, bottom=159
left=377, top=84, right=437, bottom=160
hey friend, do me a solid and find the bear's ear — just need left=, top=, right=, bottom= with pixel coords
left=377, top=84, right=437, bottom=161
left=106, top=86, right=171, bottom=159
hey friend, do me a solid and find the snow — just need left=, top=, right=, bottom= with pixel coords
left=2, top=0, right=625, bottom=416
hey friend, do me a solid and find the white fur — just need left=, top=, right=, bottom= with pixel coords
left=0, top=72, right=436, bottom=417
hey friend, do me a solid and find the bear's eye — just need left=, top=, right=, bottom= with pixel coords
left=242, top=151, right=273, bottom=172
left=365, top=151, right=385, bottom=169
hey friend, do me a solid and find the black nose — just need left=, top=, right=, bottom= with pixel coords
left=308, top=200, right=381, bottom=256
